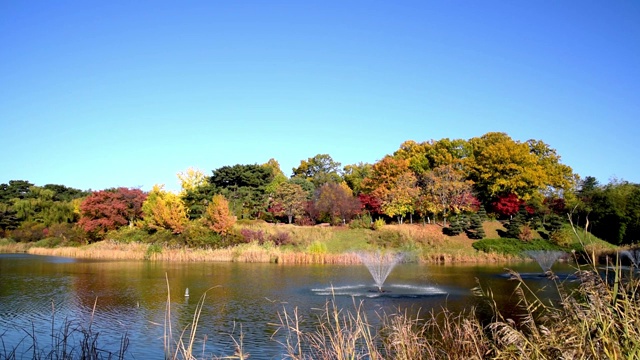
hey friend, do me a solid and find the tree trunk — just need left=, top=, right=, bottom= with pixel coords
left=288, top=215, right=293, bottom=224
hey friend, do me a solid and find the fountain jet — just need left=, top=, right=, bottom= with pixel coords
left=356, top=251, right=405, bottom=292
left=524, top=250, right=565, bottom=274
left=621, top=249, right=640, bottom=268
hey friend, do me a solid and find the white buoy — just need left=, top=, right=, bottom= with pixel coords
left=185, top=288, right=190, bottom=297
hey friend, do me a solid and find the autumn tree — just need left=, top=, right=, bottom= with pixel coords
left=78, top=188, right=147, bottom=240
left=292, top=154, right=342, bottom=188
left=141, top=185, right=189, bottom=234
left=394, top=138, right=472, bottom=177
left=263, top=159, right=288, bottom=195
left=393, top=140, right=431, bottom=175
left=270, top=182, right=307, bottom=224
left=313, top=182, right=361, bottom=225
left=492, top=193, right=522, bottom=218
left=467, top=132, right=574, bottom=204
left=177, top=167, right=207, bottom=194
left=381, top=171, right=419, bottom=224
left=361, top=156, right=418, bottom=223
left=422, top=164, right=476, bottom=227
left=204, top=194, right=236, bottom=235
left=342, top=162, right=372, bottom=195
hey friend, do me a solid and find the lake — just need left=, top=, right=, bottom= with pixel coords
left=0, top=253, right=577, bottom=359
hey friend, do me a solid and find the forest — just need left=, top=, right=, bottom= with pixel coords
left=1, top=132, right=639, bottom=247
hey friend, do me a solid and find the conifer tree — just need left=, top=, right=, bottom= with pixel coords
left=506, top=212, right=523, bottom=239
left=477, top=205, right=488, bottom=221
left=448, top=216, right=463, bottom=236
left=468, top=214, right=486, bottom=239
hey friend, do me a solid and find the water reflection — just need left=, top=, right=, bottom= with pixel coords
left=0, top=254, right=579, bottom=359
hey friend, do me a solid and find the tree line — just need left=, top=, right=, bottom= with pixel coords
left=1, top=132, right=638, bottom=246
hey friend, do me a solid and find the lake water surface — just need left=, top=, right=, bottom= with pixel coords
left=0, top=254, right=577, bottom=359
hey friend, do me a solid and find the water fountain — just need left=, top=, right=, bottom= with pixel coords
left=356, top=250, right=405, bottom=292
left=310, top=250, right=447, bottom=298
left=523, top=250, right=565, bottom=274
left=620, top=249, right=640, bottom=268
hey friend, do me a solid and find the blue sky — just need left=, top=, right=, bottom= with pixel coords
left=2, top=1, right=639, bottom=192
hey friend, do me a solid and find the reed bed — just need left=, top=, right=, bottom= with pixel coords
left=0, top=239, right=30, bottom=253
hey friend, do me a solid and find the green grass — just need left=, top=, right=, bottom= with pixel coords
left=323, top=228, right=372, bottom=253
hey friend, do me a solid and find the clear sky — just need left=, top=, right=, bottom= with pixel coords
left=2, top=1, right=639, bottom=192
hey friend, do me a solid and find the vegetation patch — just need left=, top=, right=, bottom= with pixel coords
left=472, top=238, right=563, bottom=256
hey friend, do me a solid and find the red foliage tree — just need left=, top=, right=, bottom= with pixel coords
left=358, top=193, right=382, bottom=215
left=491, top=193, right=522, bottom=218
left=312, top=183, right=361, bottom=225
left=78, top=187, right=147, bottom=240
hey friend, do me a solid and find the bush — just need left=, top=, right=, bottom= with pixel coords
left=372, top=218, right=385, bottom=230
left=34, top=237, right=63, bottom=248
left=106, top=227, right=148, bottom=244
left=550, top=227, right=573, bottom=247
left=10, top=222, right=47, bottom=242
left=270, top=231, right=292, bottom=246
left=518, top=225, right=535, bottom=242
left=368, top=229, right=410, bottom=248
left=472, top=238, right=563, bottom=256
left=181, top=221, right=222, bottom=248
left=307, top=241, right=327, bottom=254
left=46, top=223, right=87, bottom=244
left=349, top=214, right=373, bottom=230
left=240, top=228, right=265, bottom=243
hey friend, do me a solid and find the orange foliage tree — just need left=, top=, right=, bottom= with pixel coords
left=204, top=194, right=236, bottom=235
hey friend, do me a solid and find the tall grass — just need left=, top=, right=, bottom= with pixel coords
left=0, top=299, right=128, bottom=360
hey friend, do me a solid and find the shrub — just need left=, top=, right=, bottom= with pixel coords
left=10, top=222, right=47, bottom=242
left=181, top=221, right=222, bottom=249
left=46, top=223, right=87, bottom=244
left=550, top=227, right=573, bottom=247
left=144, top=244, right=163, bottom=260
left=349, top=214, right=373, bottom=229
left=270, top=231, right=292, bottom=246
left=106, top=227, right=148, bottom=244
left=472, top=238, right=563, bottom=256
left=518, top=225, right=534, bottom=242
left=34, top=237, right=63, bottom=248
left=307, top=241, right=327, bottom=254
left=372, top=218, right=385, bottom=230
left=368, top=229, right=410, bottom=248
left=240, top=228, right=265, bottom=244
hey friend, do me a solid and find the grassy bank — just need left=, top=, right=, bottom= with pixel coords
left=1, top=221, right=616, bottom=264
left=8, top=222, right=517, bottom=264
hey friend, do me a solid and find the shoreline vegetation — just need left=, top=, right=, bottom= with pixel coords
left=0, top=221, right=616, bottom=264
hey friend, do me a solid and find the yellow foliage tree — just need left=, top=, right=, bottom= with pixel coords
left=204, top=194, right=236, bottom=235
left=141, top=184, right=189, bottom=234
left=177, top=167, right=207, bottom=194
left=467, top=132, right=575, bottom=202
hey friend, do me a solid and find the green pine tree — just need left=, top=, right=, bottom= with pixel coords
left=468, top=214, right=485, bottom=239
left=477, top=205, right=488, bottom=221
left=448, top=216, right=463, bottom=236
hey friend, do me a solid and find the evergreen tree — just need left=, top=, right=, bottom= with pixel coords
left=477, top=205, right=488, bottom=221
left=448, top=216, right=463, bottom=236
left=506, top=212, right=522, bottom=239
left=468, top=214, right=485, bottom=239
left=547, top=214, right=564, bottom=233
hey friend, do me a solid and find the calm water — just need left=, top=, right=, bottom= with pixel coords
left=0, top=254, right=577, bottom=359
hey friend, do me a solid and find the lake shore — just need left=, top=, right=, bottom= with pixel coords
left=2, top=239, right=516, bottom=264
